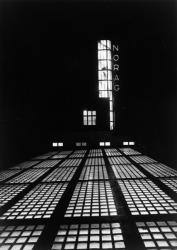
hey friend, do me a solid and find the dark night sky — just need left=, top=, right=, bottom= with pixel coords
left=0, top=0, right=177, bottom=168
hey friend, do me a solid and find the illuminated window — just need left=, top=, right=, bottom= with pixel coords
left=52, top=142, right=58, bottom=147
left=42, top=167, right=77, bottom=182
left=98, top=40, right=115, bottom=130
left=0, top=183, right=68, bottom=219
left=108, top=156, right=131, bottom=165
left=119, top=148, right=141, bottom=155
left=160, top=179, right=177, bottom=193
left=76, top=142, right=87, bottom=147
left=105, top=148, right=122, bottom=156
left=88, top=149, right=103, bottom=157
left=60, top=158, right=82, bottom=167
left=111, top=164, right=146, bottom=179
left=33, top=160, right=60, bottom=168
left=50, top=151, right=72, bottom=159
left=140, top=163, right=177, bottom=177
left=129, top=141, right=135, bottom=145
left=130, top=155, right=157, bottom=164
left=118, top=179, right=177, bottom=215
left=65, top=181, right=117, bottom=217
left=99, top=142, right=111, bottom=146
left=51, top=223, right=125, bottom=250
left=79, top=165, right=108, bottom=180
left=123, top=141, right=135, bottom=146
left=0, top=184, right=28, bottom=208
left=69, top=150, right=86, bottom=158
left=10, top=161, right=40, bottom=169
left=85, top=157, right=105, bottom=166
left=7, top=168, right=50, bottom=184
left=0, top=224, right=45, bottom=249
left=83, top=110, right=96, bottom=126
left=136, top=221, right=177, bottom=249
left=0, top=170, right=22, bottom=182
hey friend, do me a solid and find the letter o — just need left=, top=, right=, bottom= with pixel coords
left=113, top=55, right=119, bottom=61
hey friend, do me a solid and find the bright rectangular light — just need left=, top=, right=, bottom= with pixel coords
left=129, top=141, right=135, bottom=146
left=105, top=142, right=110, bottom=146
left=52, top=143, right=58, bottom=147
left=100, top=142, right=104, bottom=146
left=76, top=142, right=81, bottom=147
left=123, top=142, right=128, bottom=146
left=58, top=142, right=63, bottom=147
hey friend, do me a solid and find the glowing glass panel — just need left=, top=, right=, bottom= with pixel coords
left=0, top=170, right=22, bottom=182
left=111, top=164, right=146, bottom=179
left=33, top=160, right=60, bottom=168
left=136, top=221, right=177, bottom=249
left=118, top=179, right=177, bottom=215
left=140, top=163, right=177, bottom=177
left=0, top=183, right=68, bottom=219
left=0, top=184, right=28, bottom=208
left=98, top=40, right=115, bottom=130
left=42, top=167, right=77, bottom=182
left=52, top=223, right=125, bottom=250
left=0, top=224, right=45, bottom=250
left=119, top=148, right=141, bottom=155
left=108, top=157, right=131, bottom=165
left=160, top=179, right=177, bottom=193
left=105, top=148, right=122, bottom=156
left=7, top=169, right=50, bottom=184
left=79, top=165, right=108, bottom=180
left=60, top=159, right=82, bottom=167
left=85, top=158, right=105, bottom=166
left=65, top=181, right=117, bottom=217
left=130, top=155, right=157, bottom=164
left=88, top=149, right=103, bottom=157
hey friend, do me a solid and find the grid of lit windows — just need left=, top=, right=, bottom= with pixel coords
left=0, top=170, right=22, bottom=182
left=108, top=157, right=130, bottom=165
left=104, top=148, right=122, bottom=156
left=160, top=179, right=177, bottom=193
left=65, top=181, right=117, bottom=217
left=140, top=163, right=177, bottom=177
left=7, top=168, right=50, bottom=184
left=32, top=160, right=60, bottom=169
left=85, top=158, right=105, bottom=166
left=136, top=221, right=177, bottom=249
left=69, top=150, right=87, bottom=158
left=119, top=148, right=141, bottom=156
left=88, top=149, right=103, bottom=157
left=60, top=159, right=82, bottom=167
left=98, top=40, right=114, bottom=130
left=10, top=161, right=40, bottom=170
left=130, top=155, right=157, bottom=164
left=42, top=167, right=77, bottom=182
left=0, top=224, right=45, bottom=250
left=118, top=179, right=177, bottom=215
left=51, top=223, right=125, bottom=250
left=0, top=184, right=28, bottom=208
left=0, top=183, right=68, bottom=220
left=79, top=166, right=108, bottom=180
left=83, top=110, right=96, bottom=126
left=50, top=151, right=72, bottom=159
left=111, top=165, right=146, bottom=179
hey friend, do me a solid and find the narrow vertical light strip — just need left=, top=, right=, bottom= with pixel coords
left=98, top=40, right=114, bottom=130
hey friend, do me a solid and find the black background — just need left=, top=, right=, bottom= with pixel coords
left=0, top=0, right=177, bottom=168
